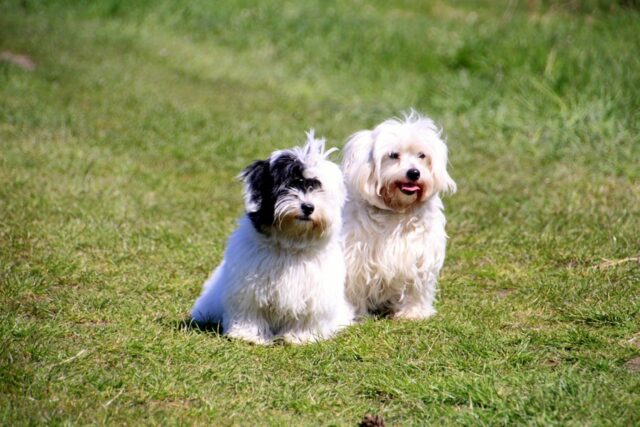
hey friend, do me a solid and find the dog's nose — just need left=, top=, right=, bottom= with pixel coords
left=406, top=168, right=420, bottom=181
left=301, top=203, right=315, bottom=216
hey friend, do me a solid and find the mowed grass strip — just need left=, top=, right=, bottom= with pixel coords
left=1, top=0, right=639, bottom=425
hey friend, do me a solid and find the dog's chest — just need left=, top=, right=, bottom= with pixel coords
left=375, top=232, right=430, bottom=280
left=245, top=251, right=325, bottom=316
left=347, top=218, right=446, bottom=284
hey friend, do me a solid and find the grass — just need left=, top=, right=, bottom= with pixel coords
left=1, top=0, right=639, bottom=425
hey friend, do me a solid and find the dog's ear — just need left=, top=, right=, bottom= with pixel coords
left=342, top=130, right=379, bottom=203
left=433, top=160, right=456, bottom=194
left=430, top=142, right=456, bottom=195
left=412, top=116, right=456, bottom=195
left=239, top=160, right=271, bottom=213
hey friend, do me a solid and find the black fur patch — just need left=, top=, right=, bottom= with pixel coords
left=241, top=153, right=321, bottom=233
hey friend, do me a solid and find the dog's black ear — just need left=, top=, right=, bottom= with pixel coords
left=240, top=159, right=271, bottom=213
left=240, top=160, right=275, bottom=231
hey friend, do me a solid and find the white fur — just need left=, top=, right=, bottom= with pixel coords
left=192, top=131, right=354, bottom=344
left=342, top=111, right=456, bottom=319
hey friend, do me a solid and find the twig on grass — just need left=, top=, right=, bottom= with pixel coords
left=103, top=389, right=125, bottom=409
left=46, top=349, right=89, bottom=381
left=0, top=51, right=36, bottom=71
left=593, top=255, right=640, bottom=270
left=48, top=349, right=89, bottom=372
left=56, top=349, right=88, bottom=366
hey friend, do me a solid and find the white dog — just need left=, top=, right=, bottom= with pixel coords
left=341, top=111, right=456, bottom=319
left=191, top=131, right=354, bottom=344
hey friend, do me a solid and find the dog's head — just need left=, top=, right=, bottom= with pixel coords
left=342, top=111, right=456, bottom=212
left=240, top=130, right=345, bottom=242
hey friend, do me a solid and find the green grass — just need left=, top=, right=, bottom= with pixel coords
left=1, top=0, right=639, bottom=425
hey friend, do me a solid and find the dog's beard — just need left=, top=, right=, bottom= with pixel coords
left=379, top=179, right=430, bottom=212
left=273, top=198, right=330, bottom=240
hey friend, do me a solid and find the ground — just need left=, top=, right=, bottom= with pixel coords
left=1, top=0, right=639, bottom=425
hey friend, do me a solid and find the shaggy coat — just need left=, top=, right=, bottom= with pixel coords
left=192, top=132, right=354, bottom=344
left=341, top=112, right=456, bottom=319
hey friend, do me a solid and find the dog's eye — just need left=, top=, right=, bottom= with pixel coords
left=389, top=152, right=400, bottom=160
left=306, top=178, right=321, bottom=192
left=418, top=152, right=426, bottom=159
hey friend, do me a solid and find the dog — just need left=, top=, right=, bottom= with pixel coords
left=341, top=111, right=456, bottom=319
left=191, top=131, right=354, bottom=344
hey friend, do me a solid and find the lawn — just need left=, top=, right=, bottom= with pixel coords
left=1, top=0, right=639, bottom=425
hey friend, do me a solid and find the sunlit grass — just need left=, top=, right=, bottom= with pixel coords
left=1, top=1, right=639, bottom=425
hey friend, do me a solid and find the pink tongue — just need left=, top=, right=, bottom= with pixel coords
left=401, top=184, right=421, bottom=191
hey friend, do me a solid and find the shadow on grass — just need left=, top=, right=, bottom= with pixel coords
left=367, top=307, right=395, bottom=319
left=162, top=316, right=223, bottom=335
left=160, top=317, right=293, bottom=347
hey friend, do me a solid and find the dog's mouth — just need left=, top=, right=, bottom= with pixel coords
left=296, top=215, right=312, bottom=222
left=397, top=182, right=422, bottom=196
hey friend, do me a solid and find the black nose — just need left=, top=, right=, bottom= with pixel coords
left=406, top=168, right=420, bottom=181
left=301, top=203, right=315, bottom=216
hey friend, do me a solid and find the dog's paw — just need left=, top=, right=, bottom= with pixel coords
left=392, top=305, right=436, bottom=321
left=281, top=330, right=320, bottom=345
left=226, top=328, right=273, bottom=345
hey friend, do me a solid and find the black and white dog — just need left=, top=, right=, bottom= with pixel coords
left=192, top=131, right=354, bottom=344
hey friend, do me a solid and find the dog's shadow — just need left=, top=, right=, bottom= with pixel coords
left=161, top=317, right=291, bottom=346
left=163, top=316, right=223, bottom=336
left=162, top=312, right=391, bottom=343
left=368, top=307, right=395, bottom=320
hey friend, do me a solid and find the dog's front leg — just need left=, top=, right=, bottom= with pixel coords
left=392, top=280, right=437, bottom=320
left=281, top=329, right=319, bottom=345
left=224, top=315, right=273, bottom=345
